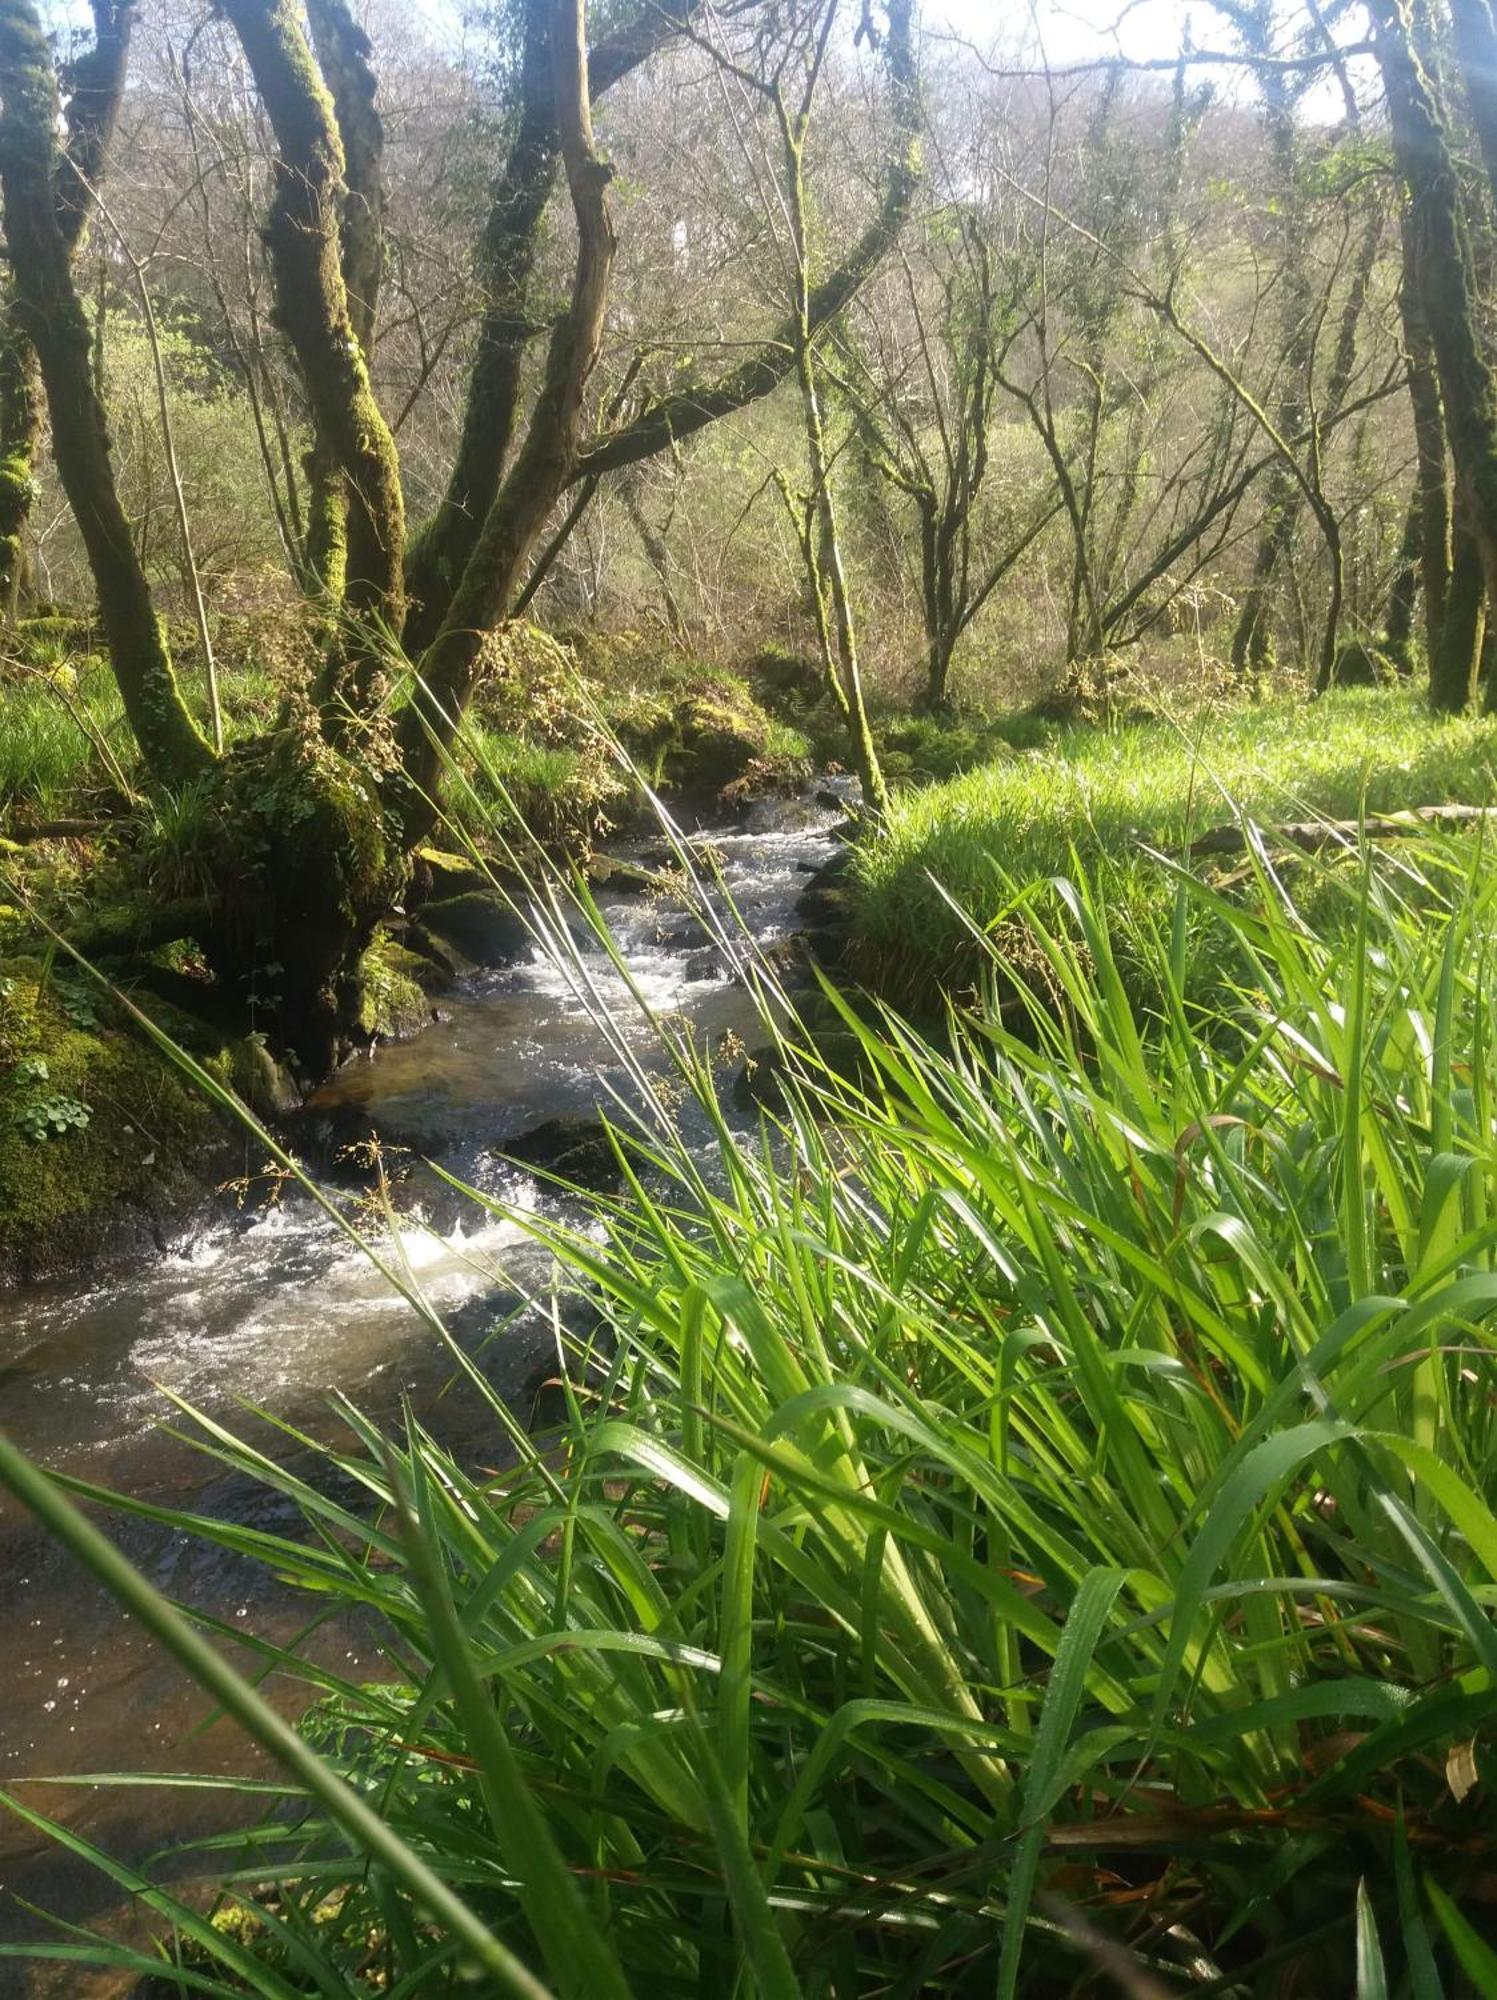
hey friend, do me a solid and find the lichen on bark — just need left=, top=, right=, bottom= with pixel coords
left=219, top=0, right=404, bottom=651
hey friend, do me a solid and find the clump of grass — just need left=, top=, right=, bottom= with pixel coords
left=0, top=659, right=131, bottom=814
left=450, top=723, right=624, bottom=849
left=854, top=685, right=1497, bottom=1009
left=3, top=814, right=1497, bottom=1993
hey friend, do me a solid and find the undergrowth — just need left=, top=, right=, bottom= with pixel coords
left=852, top=686, right=1497, bottom=1010
left=2, top=799, right=1497, bottom=1992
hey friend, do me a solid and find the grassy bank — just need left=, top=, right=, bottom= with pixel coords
left=5, top=827, right=1497, bottom=1992
left=853, top=688, right=1497, bottom=1010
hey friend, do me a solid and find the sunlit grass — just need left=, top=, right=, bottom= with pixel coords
left=855, top=686, right=1497, bottom=1007
left=0, top=660, right=129, bottom=811
left=2, top=789, right=1497, bottom=1992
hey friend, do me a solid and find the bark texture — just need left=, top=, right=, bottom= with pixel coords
left=398, top=0, right=616, bottom=818
left=220, top=0, right=404, bottom=636
left=1398, top=196, right=1453, bottom=672
left=302, top=0, right=385, bottom=597
left=1372, top=0, right=1497, bottom=652
left=402, top=0, right=700, bottom=652
left=0, top=0, right=131, bottom=618
left=0, top=0, right=211, bottom=780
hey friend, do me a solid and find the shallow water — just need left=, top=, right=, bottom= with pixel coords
left=0, top=793, right=840, bottom=1986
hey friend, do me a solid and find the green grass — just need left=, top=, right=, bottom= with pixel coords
left=0, top=661, right=130, bottom=813
left=3, top=812, right=1497, bottom=1992
left=451, top=724, right=624, bottom=849
left=854, top=687, right=1497, bottom=1009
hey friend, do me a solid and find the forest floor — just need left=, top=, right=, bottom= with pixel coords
left=1, top=631, right=1493, bottom=1276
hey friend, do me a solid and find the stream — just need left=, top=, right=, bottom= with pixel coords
left=0, top=793, right=841, bottom=1990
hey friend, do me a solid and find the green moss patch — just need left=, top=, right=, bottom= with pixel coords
left=0, top=969, right=224, bottom=1275
left=354, top=932, right=438, bottom=1041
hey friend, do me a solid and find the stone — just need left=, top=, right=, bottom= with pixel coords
left=419, top=891, right=532, bottom=968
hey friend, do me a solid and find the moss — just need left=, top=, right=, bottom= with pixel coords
left=0, top=969, right=223, bottom=1273
left=1329, top=639, right=1399, bottom=688
left=353, top=932, right=435, bottom=1041
left=611, top=668, right=812, bottom=803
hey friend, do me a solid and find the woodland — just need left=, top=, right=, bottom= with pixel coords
left=1, top=0, right=1497, bottom=1992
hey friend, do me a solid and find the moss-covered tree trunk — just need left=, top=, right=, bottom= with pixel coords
left=402, top=0, right=707, bottom=654
left=402, top=0, right=557, bottom=654
left=1432, top=511, right=1486, bottom=710
left=0, top=0, right=131, bottom=621
left=301, top=0, right=385, bottom=601
left=397, top=0, right=616, bottom=822
left=0, top=0, right=212, bottom=781
left=219, top=0, right=403, bottom=648
left=1372, top=0, right=1497, bottom=666
left=1449, top=0, right=1497, bottom=209
left=1398, top=199, right=1453, bottom=675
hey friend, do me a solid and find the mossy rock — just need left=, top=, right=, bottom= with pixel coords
left=419, top=890, right=531, bottom=968
left=749, top=644, right=823, bottom=701
left=1329, top=639, right=1399, bottom=688
left=501, top=1114, right=622, bottom=1193
left=353, top=934, right=438, bottom=1041
left=413, top=844, right=490, bottom=900
left=0, top=971, right=228, bottom=1279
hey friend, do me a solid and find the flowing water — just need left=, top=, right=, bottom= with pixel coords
left=0, top=794, right=841, bottom=1988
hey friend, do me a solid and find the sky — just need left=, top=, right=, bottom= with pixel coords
left=931, top=0, right=1194, bottom=66
left=924, top=0, right=1363, bottom=122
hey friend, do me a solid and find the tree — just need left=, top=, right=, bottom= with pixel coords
left=1369, top=0, right=1497, bottom=708
left=0, top=0, right=132, bottom=618
left=837, top=213, right=1059, bottom=711
left=0, top=0, right=924, bottom=1071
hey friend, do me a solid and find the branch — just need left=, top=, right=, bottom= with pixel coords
left=1185, top=804, right=1497, bottom=859
left=572, top=0, right=920, bottom=482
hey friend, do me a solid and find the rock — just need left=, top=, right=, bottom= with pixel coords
left=753, top=934, right=810, bottom=987
left=732, top=1029, right=874, bottom=1115
left=501, top=1114, right=621, bottom=1193
left=684, top=948, right=727, bottom=983
left=419, top=890, right=532, bottom=968
left=225, top=1035, right=300, bottom=1118
left=588, top=855, right=661, bottom=897
left=399, top=918, right=466, bottom=982
left=413, top=844, right=492, bottom=898
left=793, top=844, right=858, bottom=961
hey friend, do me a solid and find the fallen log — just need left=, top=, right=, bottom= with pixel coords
left=6, top=816, right=114, bottom=842
left=1185, top=803, right=1497, bottom=859
left=59, top=896, right=215, bottom=960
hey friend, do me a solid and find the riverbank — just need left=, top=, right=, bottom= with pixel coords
left=0, top=621, right=845, bottom=1279
left=10, top=805, right=1497, bottom=1995
left=848, top=686, right=1497, bottom=1012
left=0, top=784, right=844, bottom=1992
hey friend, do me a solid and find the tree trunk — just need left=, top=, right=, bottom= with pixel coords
left=0, top=0, right=131, bottom=623
left=302, top=0, right=385, bottom=600
left=571, top=0, right=920, bottom=486
left=0, top=0, right=212, bottom=782
left=1431, top=511, right=1485, bottom=710
left=1449, top=0, right=1497, bottom=210
left=1398, top=200, right=1452, bottom=670
left=402, top=0, right=556, bottom=653
left=402, top=0, right=702, bottom=654
left=219, top=0, right=404, bottom=642
left=1371, top=0, right=1497, bottom=616
left=397, top=0, right=616, bottom=824
left=1382, top=484, right=1422, bottom=671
